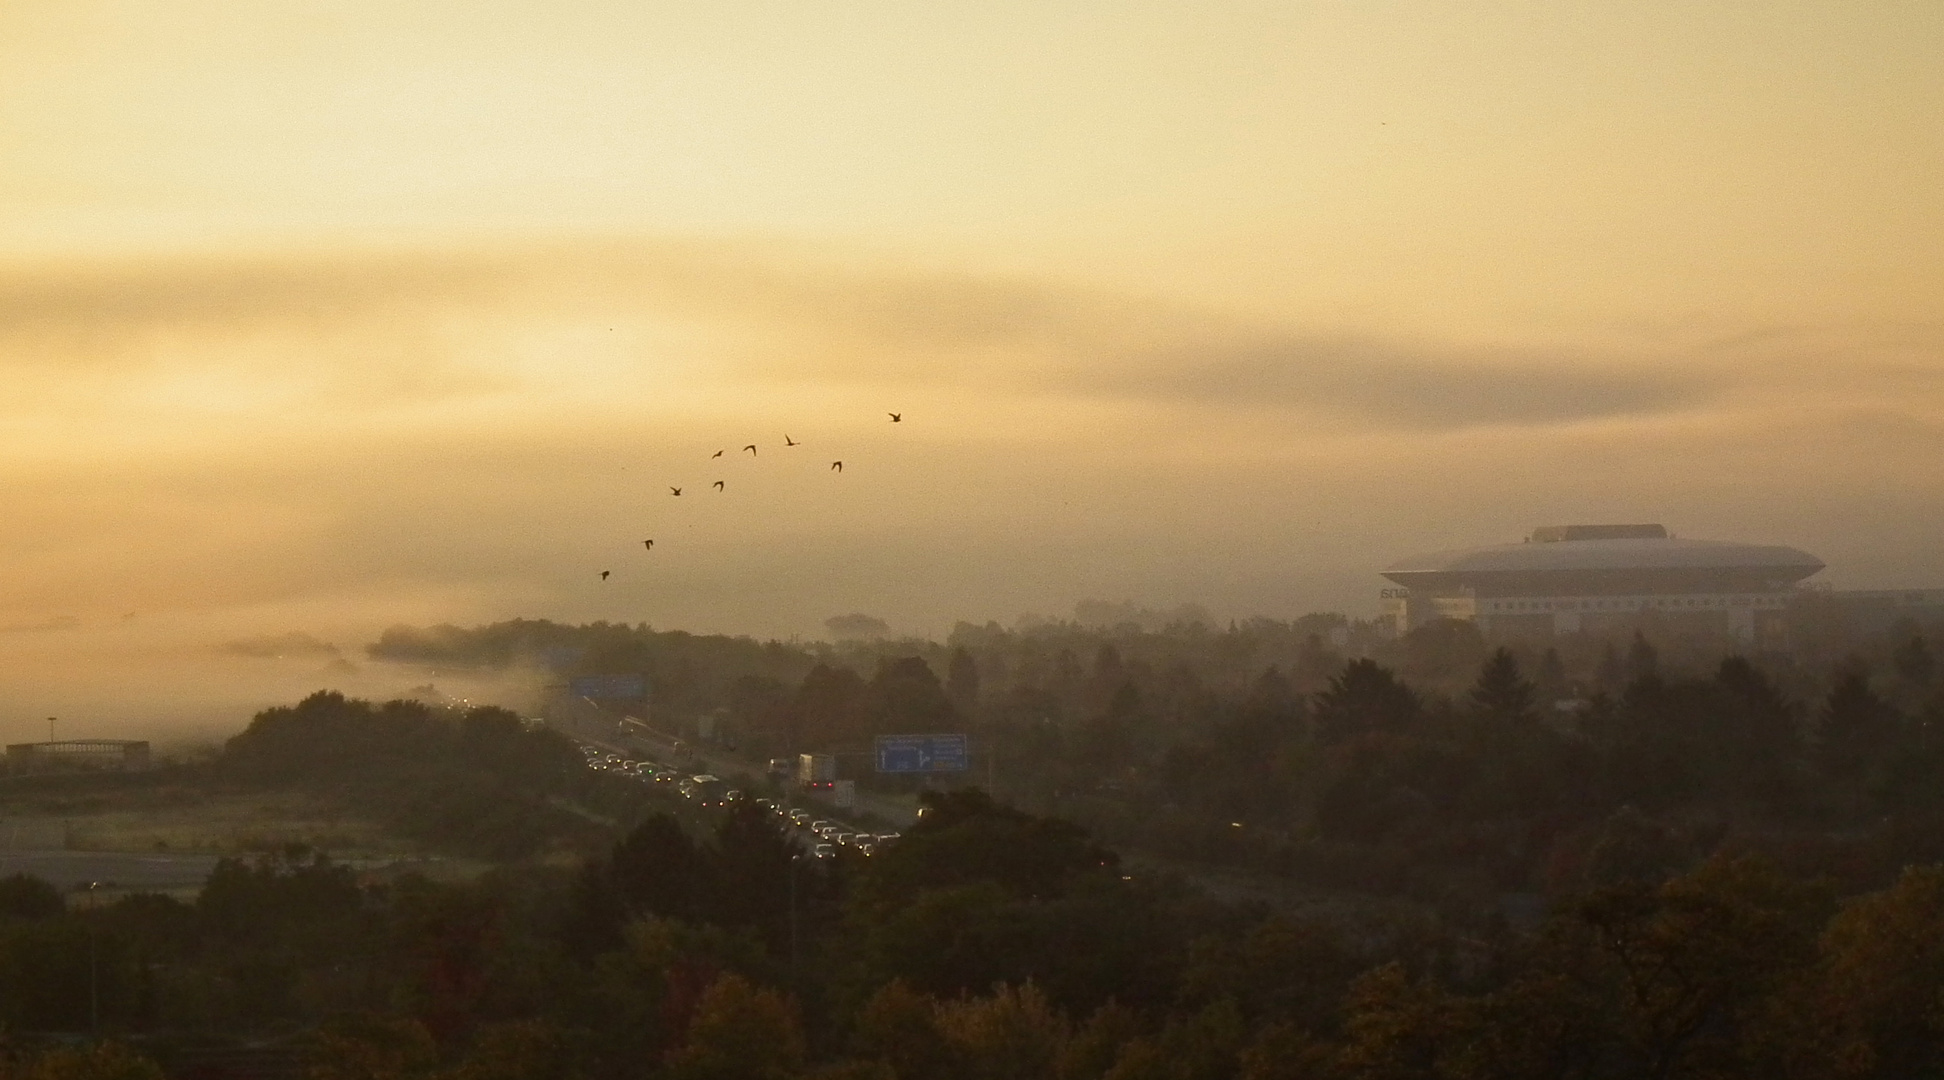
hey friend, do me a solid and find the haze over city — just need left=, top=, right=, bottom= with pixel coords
left=4, top=1, right=1941, bottom=737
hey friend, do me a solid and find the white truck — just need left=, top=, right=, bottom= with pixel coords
left=798, top=753, right=837, bottom=790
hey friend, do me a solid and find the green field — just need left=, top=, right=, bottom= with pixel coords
left=0, top=785, right=406, bottom=858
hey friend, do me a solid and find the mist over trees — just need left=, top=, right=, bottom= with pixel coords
left=365, top=605, right=1944, bottom=905
left=0, top=607, right=1849, bottom=1076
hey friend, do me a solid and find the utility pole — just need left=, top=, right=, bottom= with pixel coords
left=86, top=880, right=100, bottom=1036
left=788, top=861, right=799, bottom=976
left=787, top=855, right=802, bottom=985
left=48, top=717, right=56, bottom=743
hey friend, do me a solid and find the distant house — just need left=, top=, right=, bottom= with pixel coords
left=5, top=740, right=152, bottom=774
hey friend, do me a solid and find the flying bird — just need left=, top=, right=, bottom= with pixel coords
left=785, top=435, right=798, bottom=446
left=831, top=461, right=843, bottom=472
left=600, top=570, right=611, bottom=580
left=712, top=450, right=723, bottom=459
left=888, top=412, right=901, bottom=422
left=713, top=480, right=725, bottom=491
left=670, top=487, right=682, bottom=496
left=642, top=540, right=654, bottom=550
left=743, top=444, right=757, bottom=455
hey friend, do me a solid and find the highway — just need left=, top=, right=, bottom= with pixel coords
left=550, top=704, right=922, bottom=828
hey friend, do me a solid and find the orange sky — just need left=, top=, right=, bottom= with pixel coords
left=2, top=2, right=1941, bottom=737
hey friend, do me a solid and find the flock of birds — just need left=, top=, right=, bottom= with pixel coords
left=598, top=412, right=903, bottom=581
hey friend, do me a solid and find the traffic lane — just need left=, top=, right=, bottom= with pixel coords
left=556, top=711, right=922, bottom=828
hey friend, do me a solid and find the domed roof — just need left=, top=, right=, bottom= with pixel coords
left=1383, top=534, right=1824, bottom=586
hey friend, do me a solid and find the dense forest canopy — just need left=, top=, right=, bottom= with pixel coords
left=366, top=610, right=1944, bottom=906
left=6, top=745, right=1944, bottom=1079
left=4, top=606, right=1936, bottom=1077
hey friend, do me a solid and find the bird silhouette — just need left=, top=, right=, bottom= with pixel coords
left=888, top=412, right=901, bottom=422
left=713, top=480, right=725, bottom=491
left=642, top=540, right=654, bottom=550
left=785, top=435, right=798, bottom=446
left=712, top=450, right=723, bottom=459
left=743, top=444, right=757, bottom=455
left=670, top=487, right=682, bottom=496
left=600, top=570, right=611, bottom=580
left=831, top=461, right=843, bottom=472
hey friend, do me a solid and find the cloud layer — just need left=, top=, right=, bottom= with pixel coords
left=0, top=242, right=1940, bottom=739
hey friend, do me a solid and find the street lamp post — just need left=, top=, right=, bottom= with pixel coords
left=86, top=880, right=100, bottom=1037
left=787, top=855, right=802, bottom=984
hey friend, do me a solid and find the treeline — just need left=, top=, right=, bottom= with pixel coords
left=1095, top=642, right=1944, bottom=907
left=694, top=628, right=1944, bottom=917
left=9, top=791, right=1944, bottom=1079
left=366, top=619, right=821, bottom=720
left=218, top=691, right=632, bottom=859
left=361, top=614, right=1944, bottom=912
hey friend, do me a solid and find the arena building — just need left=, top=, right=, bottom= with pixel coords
left=1379, top=524, right=1826, bottom=644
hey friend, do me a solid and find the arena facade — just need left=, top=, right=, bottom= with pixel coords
left=1379, top=524, right=1827, bottom=644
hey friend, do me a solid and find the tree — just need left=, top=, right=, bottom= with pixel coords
left=0, top=875, right=65, bottom=921
left=1401, top=619, right=1488, bottom=687
left=1597, top=642, right=1627, bottom=692
left=1327, top=963, right=1468, bottom=1080
left=860, top=657, right=961, bottom=739
left=949, top=647, right=983, bottom=708
left=826, top=614, right=892, bottom=641
left=445, top=1020, right=588, bottom=1080
left=1101, top=999, right=1244, bottom=1080
left=852, top=980, right=952, bottom=1080
left=1059, top=1003, right=1143, bottom=1080
left=1817, top=670, right=1899, bottom=781
left=933, top=982, right=1070, bottom=1080
left=1535, top=648, right=1568, bottom=703
left=786, top=663, right=869, bottom=749
left=304, top=1013, right=438, bottom=1080
left=1787, top=864, right=1944, bottom=1078
left=1312, top=660, right=1419, bottom=741
left=1627, top=632, right=1660, bottom=686
left=1553, top=856, right=1830, bottom=1078
left=1712, top=657, right=1804, bottom=804
left=860, top=790, right=1116, bottom=913
left=566, top=814, right=709, bottom=954
left=1179, top=916, right=1359, bottom=1030
left=1468, top=649, right=1536, bottom=727
left=22, top=1043, right=166, bottom=1080
left=1892, top=633, right=1935, bottom=688
left=707, top=804, right=796, bottom=942
left=665, top=973, right=804, bottom=1080
left=611, top=815, right=709, bottom=923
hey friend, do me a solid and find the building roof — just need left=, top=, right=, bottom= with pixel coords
left=1383, top=535, right=1825, bottom=588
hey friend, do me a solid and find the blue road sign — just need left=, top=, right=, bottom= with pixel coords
left=875, top=733, right=969, bottom=773
left=570, top=674, right=648, bottom=700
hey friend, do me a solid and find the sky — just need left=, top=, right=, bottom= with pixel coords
left=2, top=1, right=1942, bottom=737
